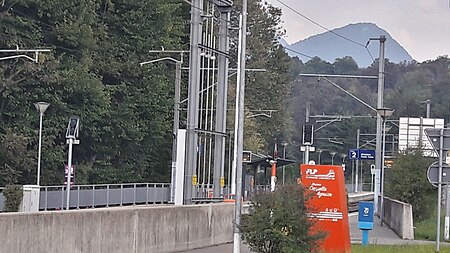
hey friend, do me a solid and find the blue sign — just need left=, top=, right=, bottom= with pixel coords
left=359, top=149, right=375, bottom=160
left=348, top=149, right=359, bottom=160
left=358, top=201, right=374, bottom=230
left=348, top=149, right=375, bottom=160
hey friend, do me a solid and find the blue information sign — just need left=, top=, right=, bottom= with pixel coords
left=348, top=149, right=375, bottom=160
left=359, top=149, right=375, bottom=160
left=348, top=149, right=359, bottom=160
left=358, top=201, right=374, bottom=230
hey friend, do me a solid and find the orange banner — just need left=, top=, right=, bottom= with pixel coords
left=301, top=164, right=351, bottom=253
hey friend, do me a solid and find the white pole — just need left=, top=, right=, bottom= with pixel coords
left=374, top=35, right=386, bottom=214
left=355, top=129, right=360, bottom=192
left=37, top=112, right=43, bottom=186
left=66, top=138, right=73, bottom=210
left=231, top=14, right=243, bottom=196
left=380, top=118, right=387, bottom=225
left=233, top=0, right=247, bottom=251
left=437, top=128, right=444, bottom=252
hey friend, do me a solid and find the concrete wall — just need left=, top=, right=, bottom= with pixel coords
left=0, top=203, right=234, bottom=253
left=382, top=197, right=414, bottom=239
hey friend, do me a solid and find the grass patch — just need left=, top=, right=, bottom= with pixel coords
left=352, top=244, right=450, bottom=252
left=415, top=210, right=439, bottom=241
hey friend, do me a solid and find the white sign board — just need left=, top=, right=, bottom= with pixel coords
left=398, top=117, right=444, bottom=157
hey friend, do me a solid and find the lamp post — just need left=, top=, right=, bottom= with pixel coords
left=34, top=102, right=50, bottom=186
left=377, top=107, right=394, bottom=226
left=281, top=141, right=288, bottom=185
left=330, top=151, right=337, bottom=165
left=140, top=56, right=183, bottom=204
left=318, top=149, right=323, bottom=164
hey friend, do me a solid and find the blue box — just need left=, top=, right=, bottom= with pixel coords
left=358, top=201, right=374, bottom=230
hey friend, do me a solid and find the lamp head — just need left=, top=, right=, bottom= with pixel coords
left=376, top=108, right=395, bottom=119
left=34, top=102, right=50, bottom=115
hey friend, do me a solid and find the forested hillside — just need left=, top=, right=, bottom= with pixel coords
left=0, top=0, right=293, bottom=186
left=1, top=0, right=448, bottom=187
left=289, top=56, right=450, bottom=163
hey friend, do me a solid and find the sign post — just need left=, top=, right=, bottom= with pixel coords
left=349, top=149, right=376, bottom=192
left=358, top=201, right=374, bottom=246
left=425, top=128, right=450, bottom=252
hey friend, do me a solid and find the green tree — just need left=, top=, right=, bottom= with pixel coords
left=241, top=184, right=324, bottom=253
left=230, top=0, right=294, bottom=154
left=385, top=148, right=435, bottom=221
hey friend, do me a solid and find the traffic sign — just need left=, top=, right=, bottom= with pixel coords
left=427, top=161, right=450, bottom=186
left=349, top=149, right=359, bottom=160
left=64, top=164, right=75, bottom=185
left=425, top=128, right=450, bottom=151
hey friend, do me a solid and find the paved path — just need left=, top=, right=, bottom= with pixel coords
left=181, top=212, right=449, bottom=252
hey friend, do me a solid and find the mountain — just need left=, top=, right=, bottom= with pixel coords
left=283, top=23, right=413, bottom=68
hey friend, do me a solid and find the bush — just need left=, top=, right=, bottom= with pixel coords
left=3, top=185, right=23, bottom=212
left=241, top=184, right=324, bottom=253
left=385, top=148, right=435, bottom=221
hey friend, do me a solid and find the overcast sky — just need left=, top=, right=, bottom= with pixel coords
left=264, top=0, right=450, bottom=62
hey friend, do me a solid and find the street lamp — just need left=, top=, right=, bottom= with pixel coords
left=34, top=102, right=50, bottom=186
left=330, top=151, right=337, bottom=165
left=317, top=149, right=323, bottom=164
left=141, top=56, right=183, bottom=204
left=377, top=107, right=394, bottom=226
left=281, top=141, right=288, bottom=185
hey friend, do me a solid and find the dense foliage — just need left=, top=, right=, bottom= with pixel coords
left=0, top=0, right=188, bottom=185
left=385, top=149, right=435, bottom=221
left=241, top=184, right=324, bottom=253
left=3, top=185, right=23, bottom=212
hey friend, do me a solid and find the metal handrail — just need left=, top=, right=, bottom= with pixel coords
left=39, top=183, right=171, bottom=211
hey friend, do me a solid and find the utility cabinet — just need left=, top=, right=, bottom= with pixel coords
left=20, top=185, right=40, bottom=212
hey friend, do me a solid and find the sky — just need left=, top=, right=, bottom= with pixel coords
left=264, top=0, right=450, bottom=62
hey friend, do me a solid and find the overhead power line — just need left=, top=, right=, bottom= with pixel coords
left=275, top=0, right=365, bottom=47
left=283, top=46, right=313, bottom=59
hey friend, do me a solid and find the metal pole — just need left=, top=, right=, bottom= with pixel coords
left=184, top=0, right=203, bottom=205
left=437, top=128, right=444, bottom=252
left=380, top=118, right=387, bottom=226
left=213, top=7, right=230, bottom=198
left=304, top=104, right=311, bottom=164
left=231, top=14, right=243, bottom=196
left=234, top=0, right=247, bottom=251
left=306, top=102, right=310, bottom=123
left=37, top=112, right=43, bottom=186
left=355, top=129, right=360, bottom=192
left=374, top=35, right=386, bottom=214
left=282, top=143, right=287, bottom=185
left=422, top=99, right=431, bottom=118
left=66, top=138, right=73, bottom=210
left=445, top=185, right=450, bottom=240
left=305, top=145, right=310, bottom=164
left=171, top=62, right=182, bottom=203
